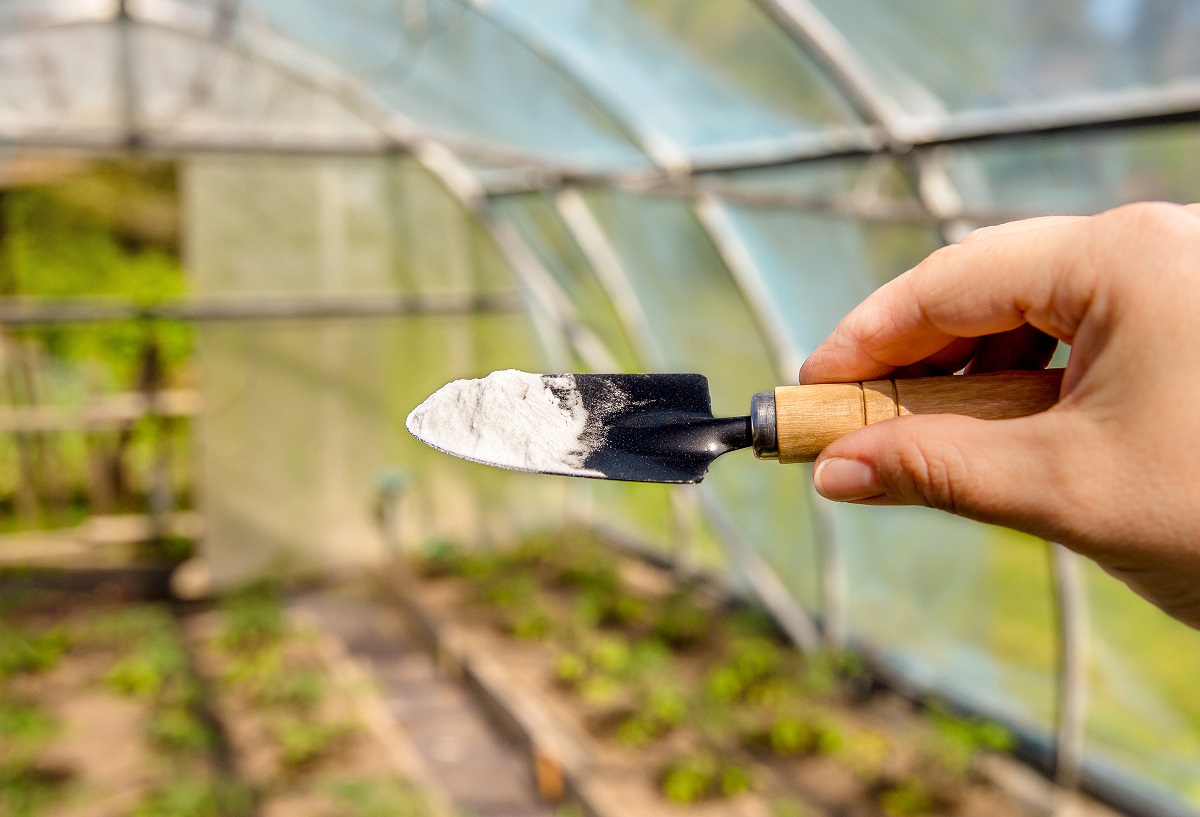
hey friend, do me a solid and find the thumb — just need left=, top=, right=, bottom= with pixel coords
left=811, top=412, right=1074, bottom=530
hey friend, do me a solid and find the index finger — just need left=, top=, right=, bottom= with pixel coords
left=799, top=216, right=1091, bottom=384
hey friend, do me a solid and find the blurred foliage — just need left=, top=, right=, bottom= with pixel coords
left=878, top=778, right=936, bottom=817
left=0, top=626, right=69, bottom=680
left=0, top=160, right=191, bottom=389
left=660, top=749, right=753, bottom=804
left=132, top=777, right=252, bottom=817
left=218, top=582, right=286, bottom=653
left=93, top=603, right=215, bottom=759
left=322, top=777, right=430, bottom=817
left=0, top=700, right=57, bottom=769
left=271, top=716, right=354, bottom=768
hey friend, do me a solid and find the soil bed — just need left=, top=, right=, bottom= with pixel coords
left=396, top=529, right=1114, bottom=817
left=0, top=581, right=433, bottom=817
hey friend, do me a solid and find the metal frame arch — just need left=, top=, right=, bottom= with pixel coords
left=411, top=143, right=620, bottom=373
left=692, top=193, right=844, bottom=649
left=553, top=184, right=823, bottom=653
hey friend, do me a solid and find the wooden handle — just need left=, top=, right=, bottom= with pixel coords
left=773, top=369, right=1064, bottom=463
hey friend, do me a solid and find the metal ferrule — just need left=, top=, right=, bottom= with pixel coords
left=750, top=391, right=777, bottom=459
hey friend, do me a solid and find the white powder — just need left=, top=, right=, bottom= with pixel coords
left=405, top=370, right=603, bottom=477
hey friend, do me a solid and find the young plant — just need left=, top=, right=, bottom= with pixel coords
left=614, top=686, right=688, bottom=748
left=660, top=752, right=716, bottom=804
left=270, top=715, right=353, bottom=767
left=323, top=777, right=429, bottom=817
left=219, top=583, right=285, bottom=653
left=413, top=538, right=465, bottom=578
left=924, top=706, right=1014, bottom=778
left=0, top=626, right=70, bottom=679
left=660, top=751, right=753, bottom=803
left=654, top=587, right=709, bottom=649
left=0, top=700, right=57, bottom=768
left=149, top=706, right=214, bottom=752
left=132, top=778, right=252, bottom=817
left=766, top=716, right=814, bottom=755
left=832, top=728, right=890, bottom=782
left=878, top=778, right=935, bottom=817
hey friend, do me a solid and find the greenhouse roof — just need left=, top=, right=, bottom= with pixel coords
left=1, top=0, right=1198, bottom=179
left=2, top=2, right=1200, bottom=816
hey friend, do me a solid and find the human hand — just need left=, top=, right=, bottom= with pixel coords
left=799, top=203, right=1200, bottom=627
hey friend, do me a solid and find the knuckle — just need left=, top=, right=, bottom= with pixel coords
left=1100, top=201, right=1198, bottom=241
left=880, top=423, right=973, bottom=513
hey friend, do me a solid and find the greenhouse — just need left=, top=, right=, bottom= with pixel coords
left=0, top=1, right=1199, bottom=816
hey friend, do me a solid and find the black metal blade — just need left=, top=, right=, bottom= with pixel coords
left=567, top=373, right=751, bottom=483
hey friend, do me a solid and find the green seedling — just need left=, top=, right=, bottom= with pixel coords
left=602, top=592, right=644, bottom=627
left=614, top=687, right=688, bottom=747
left=614, top=715, right=657, bottom=748
left=0, top=627, right=69, bottom=679
left=133, top=778, right=252, bottom=817
left=323, top=777, right=429, bottom=817
left=107, top=655, right=164, bottom=698
left=744, top=677, right=803, bottom=710
left=477, top=573, right=538, bottom=610
left=457, top=551, right=508, bottom=582
left=704, top=666, right=744, bottom=703
left=814, top=719, right=846, bottom=755
left=767, top=716, right=813, bottom=755
left=512, top=532, right=557, bottom=567
left=834, top=728, right=890, bottom=782
left=85, top=605, right=175, bottom=647
left=720, top=765, right=754, bottom=797
left=771, top=797, right=815, bottom=817
left=578, top=676, right=621, bottom=706
left=414, top=538, right=464, bottom=577
left=576, top=588, right=644, bottom=630
left=878, top=779, right=935, bottom=817
left=728, top=607, right=777, bottom=639
left=554, top=652, right=587, bottom=685
left=106, top=632, right=189, bottom=700
left=644, top=687, right=688, bottom=728
left=588, top=635, right=631, bottom=675
left=219, top=583, right=285, bottom=652
left=0, top=766, right=66, bottom=817
left=0, top=701, right=57, bottom=767
left=654, top=588, right=708, bottom=648
left=246, top=662, right=324, bottom=710
left=271, top=716, right=353, bottom=767
left=506, top=608, right=554, bottom=641
left=660, top=751, right=753, bottom=803
left=149, top=706, right=214, bottom=752
left=571, top=594, right=603, bottom=632
left=661, top=753, right=715, bottom=804
left=728, top=636, right=781, bottom=686
left=925, top=706, right=1014, bottom=777
left=626, top=638, right=672, bottom=674
left=800, top=649, right=869, bottom=698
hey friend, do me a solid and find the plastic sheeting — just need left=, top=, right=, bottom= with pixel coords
left=185, top=155, right=568, bottom=585
left=3, top=1, right=1199, bottom=811
left=808, top=0, right=1200, bottom=126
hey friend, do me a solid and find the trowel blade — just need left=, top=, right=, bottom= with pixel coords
left=405, top=370, right=752, bottom=484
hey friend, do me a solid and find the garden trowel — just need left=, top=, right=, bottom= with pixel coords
left=406, top=368, right=1063, bottom=484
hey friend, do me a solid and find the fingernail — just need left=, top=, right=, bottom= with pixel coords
left=813, top=458, right=884, bottom=502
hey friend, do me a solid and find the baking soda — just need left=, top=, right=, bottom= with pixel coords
left=405, top=370, right=604, bottom=476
